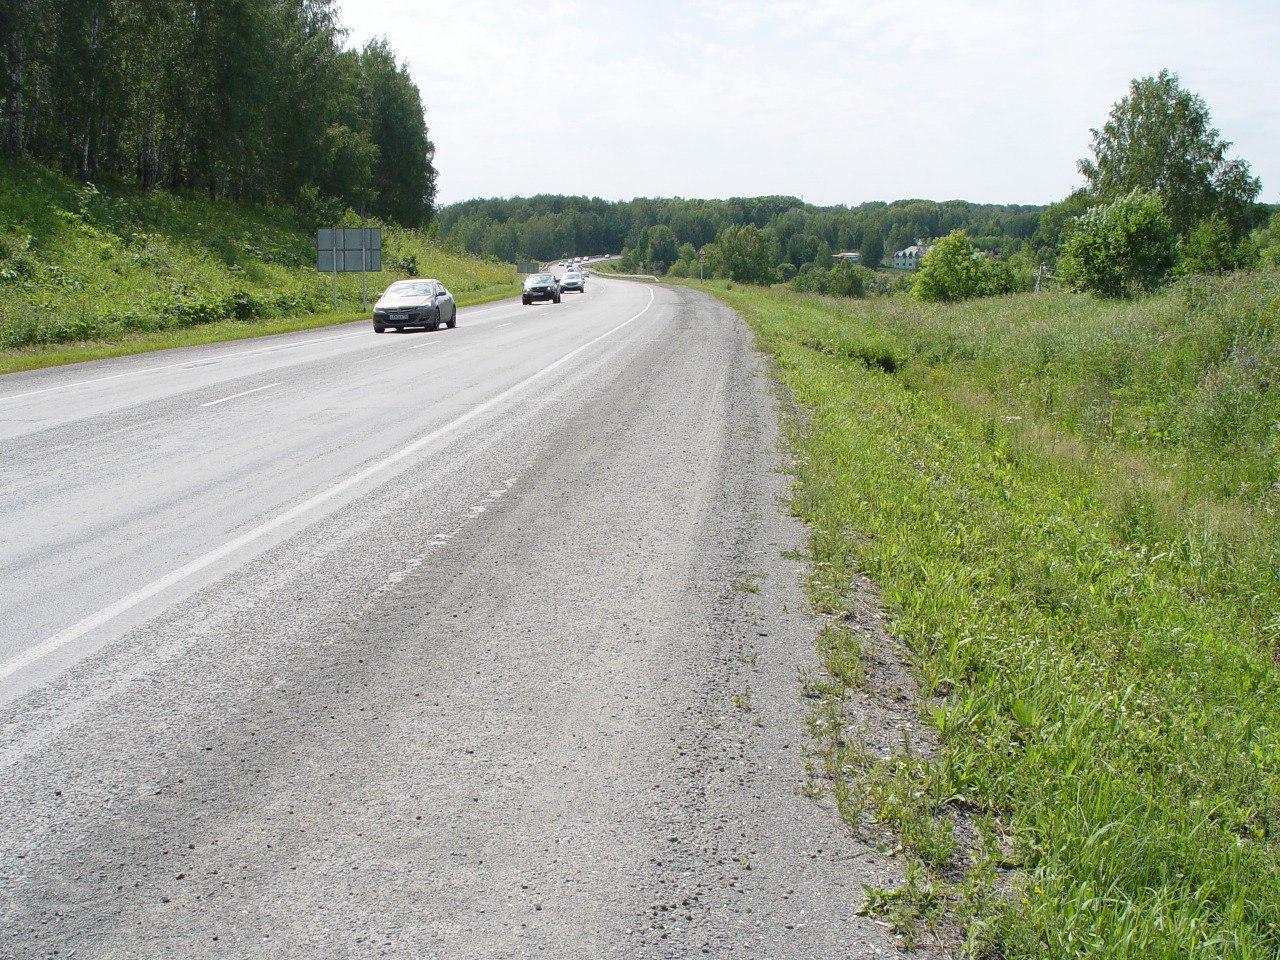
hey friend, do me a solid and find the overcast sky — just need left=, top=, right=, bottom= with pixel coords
left=339, top=0, right=1279, bottom=209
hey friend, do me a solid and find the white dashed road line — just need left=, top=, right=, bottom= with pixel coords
left=0, top=332, right=365, bottom=404
left=200, top=382, right=282, bottom=408
left=0, top=287, right=657, bottom=684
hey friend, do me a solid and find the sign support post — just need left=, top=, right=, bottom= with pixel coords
left=361, top=232, right=368, bottom=311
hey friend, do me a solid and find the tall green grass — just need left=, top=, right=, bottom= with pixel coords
left=0, top=160, right=517, bottom=369
left=698, top=278, right=1280, bottom=957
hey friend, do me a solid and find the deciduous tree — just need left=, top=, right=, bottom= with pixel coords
left=1079, top=70, right=1261, bottom=237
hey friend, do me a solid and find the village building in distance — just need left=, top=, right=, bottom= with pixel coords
left=892, top=242, right=933, bottom=269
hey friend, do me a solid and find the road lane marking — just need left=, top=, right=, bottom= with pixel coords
left=0, top=287, right=656, bottom=684
left=43, top=418, right=164, bottom=455
left=462, top=307, right=509, bottom=319
left=0, top=332, right=367, bottom=405
left=356, top=353, right=395, bottom=364
left=200, top=382, right=282, bottom=407
left=408, top=339, right=438, bottom=350
left=496, top=323, right=512, bottom=328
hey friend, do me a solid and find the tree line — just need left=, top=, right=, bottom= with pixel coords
left=437, top=194, right=1047, bottom=277
left=1, top=0, right=437, bottom=226
left=439, top=71, right=1272, bottom=302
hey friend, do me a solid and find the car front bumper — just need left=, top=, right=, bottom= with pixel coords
left=373, top=309, right=434, bottom=325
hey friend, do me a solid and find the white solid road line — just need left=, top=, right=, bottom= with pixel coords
left=0, top=332, right=367, bottom=405
left=200, top=382, right=282, bottom=407
left=0, top=286, right=657, bottom=685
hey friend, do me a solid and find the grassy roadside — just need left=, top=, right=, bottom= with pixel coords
left=0, top=280, right=517, bottom=375
left=0, top=309, right=370, bottom=374
left=0, top=160, right=517, bottom=374
left=686, top=277, right=1280, bottom=957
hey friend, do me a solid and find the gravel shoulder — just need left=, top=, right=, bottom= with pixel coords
left=0, top=283, right=927, bottom=958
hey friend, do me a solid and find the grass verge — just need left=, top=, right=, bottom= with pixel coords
left=0, top=159, right=517, bottom=374
left=688, top=277, right=1280, bottom=958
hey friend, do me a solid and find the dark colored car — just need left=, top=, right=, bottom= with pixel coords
left=522, top=273, right=561, bottom=305
left=372, top=279, right=456, bottom=333
left=560, top=271, right=585, bottom=293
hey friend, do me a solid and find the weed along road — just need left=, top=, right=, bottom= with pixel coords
left=0, top=276, right=914, bottom=958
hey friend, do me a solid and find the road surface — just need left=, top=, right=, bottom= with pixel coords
left=0, top=276, right=913, bottom=957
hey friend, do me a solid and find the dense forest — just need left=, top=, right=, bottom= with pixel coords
left=0, top=0, right=437, bottom=225
left=437, top=194, right=1049, bottom=274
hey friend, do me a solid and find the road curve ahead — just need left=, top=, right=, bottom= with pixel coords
left=0, top=278, right=909, bottom=957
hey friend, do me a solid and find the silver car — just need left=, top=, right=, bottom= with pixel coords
left=560, top=271, right=585, bottom=293
left=372, top=279, right=456, bottom=333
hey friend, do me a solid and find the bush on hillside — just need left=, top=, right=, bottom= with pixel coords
left=1178, top=216, right=1260, bottom=275
left=911, top=230, right=1016, bottom=303
left=790, top=260, right=873, bottom=298
left=1059, top=190, right=1177, bottom=297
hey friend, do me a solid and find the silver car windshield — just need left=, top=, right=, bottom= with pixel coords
left=386, top=282, right=433, bottom=297
left=530, top=275, right=555, bottom=283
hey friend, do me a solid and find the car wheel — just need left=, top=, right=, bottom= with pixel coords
left=522, top=296, right=530, bottom=305
left=374, top=323, right=386, bottom=333
left=447, top=309, right=457, bottom=329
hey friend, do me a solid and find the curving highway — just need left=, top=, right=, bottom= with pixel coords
left=0, top=275, right=913, bottom=958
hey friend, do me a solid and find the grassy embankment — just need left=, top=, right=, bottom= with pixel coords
left=0, top=161, right=517, bottom=374
left=693, top=275, right=1280, bottom=957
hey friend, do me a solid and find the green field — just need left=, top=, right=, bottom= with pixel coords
left=692, top=276, right=1280, bottom=957
left=0, top=161, right=518, bottom=373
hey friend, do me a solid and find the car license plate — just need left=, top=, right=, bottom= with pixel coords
left=391, top=312, right=408, bottom=320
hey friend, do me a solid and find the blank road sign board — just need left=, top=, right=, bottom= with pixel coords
left=317, top=227, right=382, bottom=273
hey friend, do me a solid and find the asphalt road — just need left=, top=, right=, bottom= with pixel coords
left=0, top=276, right=914, bottom=957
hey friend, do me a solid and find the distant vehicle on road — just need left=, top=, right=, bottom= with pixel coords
left=523, top=273, right=561, bottom=305
left=372, top=279, right=456, bottom=333
left=560, top=271, right=585, bottom=293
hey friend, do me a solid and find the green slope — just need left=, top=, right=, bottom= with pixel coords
left=0, top=161, right=517, bottom=372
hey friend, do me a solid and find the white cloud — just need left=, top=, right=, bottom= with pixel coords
left=339, top=0, right=1280, bottom=205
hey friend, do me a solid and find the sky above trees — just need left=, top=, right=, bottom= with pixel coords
left=339, top=0, right=1278, bottom=207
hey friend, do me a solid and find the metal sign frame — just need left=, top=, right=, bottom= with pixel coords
left=317, top=227, right=383, bottom=309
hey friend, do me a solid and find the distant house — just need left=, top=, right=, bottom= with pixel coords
left=892, top=243, right=932, bottom=269
left=832, top=251, right=861, bottom=263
